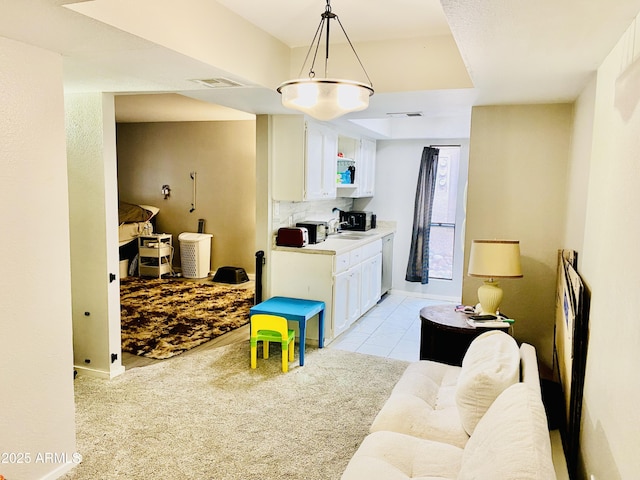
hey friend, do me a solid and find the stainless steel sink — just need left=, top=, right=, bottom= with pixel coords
left=335, top=233, right=370, bottom=240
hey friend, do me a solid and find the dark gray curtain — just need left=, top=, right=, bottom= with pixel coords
left=405, top=146, right=439, bottom=284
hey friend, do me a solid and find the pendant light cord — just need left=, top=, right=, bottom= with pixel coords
left=333, top=12, right=373, bottom=87
left=296, top=0, right=373, bottom=88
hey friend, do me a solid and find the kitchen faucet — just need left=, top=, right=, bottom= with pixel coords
left=329, top=208, right=348, bottom=233
left=331, top=207, right=353, bottom=231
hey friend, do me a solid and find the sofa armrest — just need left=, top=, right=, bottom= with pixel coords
left=519, top=343, right=542, bottom=399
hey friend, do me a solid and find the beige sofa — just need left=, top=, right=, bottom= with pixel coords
left=341, top=331, right=556, bottom=480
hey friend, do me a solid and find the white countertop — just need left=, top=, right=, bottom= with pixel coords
left=273, top=226, right=395, bottom=255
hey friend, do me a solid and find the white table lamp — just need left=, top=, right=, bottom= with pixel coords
left=468, top=240, right=523, bottom=315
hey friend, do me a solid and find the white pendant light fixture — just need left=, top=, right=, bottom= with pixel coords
left=277, top=0, right=374, bottom=121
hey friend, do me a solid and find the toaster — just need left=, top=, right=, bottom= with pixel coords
left=276, top=227, right=309, bottom=247
left=296, top=221, right=327, bottom=244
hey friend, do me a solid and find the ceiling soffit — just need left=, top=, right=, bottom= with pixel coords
left=66, top=0, right=291, bottom=90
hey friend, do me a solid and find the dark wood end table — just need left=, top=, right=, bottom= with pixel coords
left=419, top=304, right=511, bottom=366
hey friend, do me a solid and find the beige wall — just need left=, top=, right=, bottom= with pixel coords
left=66, top=93, right=125, bottom=379
left=575, top=16, right=640, bottom=480
left=0, top=37, right=77, bottom=479
left=463, top=104, right=574, bottom=368
left=116, top=121, right=257, bottom=274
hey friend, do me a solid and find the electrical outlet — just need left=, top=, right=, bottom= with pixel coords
left=590, top=475, right=597, bottom=480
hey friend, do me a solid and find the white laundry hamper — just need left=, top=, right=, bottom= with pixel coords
left=178, top=232, right=213, bottom=278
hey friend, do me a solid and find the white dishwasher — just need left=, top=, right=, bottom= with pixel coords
left=381, top=233, right=394, bottom=295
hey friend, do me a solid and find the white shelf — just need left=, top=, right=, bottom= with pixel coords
left=138, top=233, right=172, bottom=278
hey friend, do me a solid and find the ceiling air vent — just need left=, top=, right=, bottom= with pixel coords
left=386, top=111, right=423, bottom=118
left=190, top=77, right=244, bottom=88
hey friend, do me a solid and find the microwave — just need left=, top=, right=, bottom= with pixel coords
left=340, top=211, right=376, bottom=231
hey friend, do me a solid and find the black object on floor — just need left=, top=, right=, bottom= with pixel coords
left=213, top=266, right=249, bottom=284
left=541, top=378, right=565, bottom=430
left=255, top=250, right=265, bottom=304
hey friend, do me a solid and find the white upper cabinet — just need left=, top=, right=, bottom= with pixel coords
left=272, top=115, right=338, bottom=201
left=358, top=137, right=376, bottom=197
left=336, top=134, right=376, bottom=198
left=306, top=121, right=338, bottom=200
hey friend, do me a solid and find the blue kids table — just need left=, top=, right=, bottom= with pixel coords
left=249, top=296, right=325, bottom=366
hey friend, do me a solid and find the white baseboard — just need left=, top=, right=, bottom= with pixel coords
left=388, top=288, right=459, bottom=304
left=74, top=363, right=125, bottom=379
left=38, top=460, right=77, bottom=480
left=550, top=429, right=570, bottom=480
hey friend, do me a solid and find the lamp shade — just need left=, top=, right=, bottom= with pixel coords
left=468, top=240, right=523, bottom=278
left=277, top=79, right=374, bottom=121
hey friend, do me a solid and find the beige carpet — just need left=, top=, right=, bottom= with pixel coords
left=62, top=341, right=408, bottom=480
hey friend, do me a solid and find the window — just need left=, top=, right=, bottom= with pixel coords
left=428, top=147, right=461, bottom=280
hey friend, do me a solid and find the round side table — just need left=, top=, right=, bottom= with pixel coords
left=419, top=304, right=511, bottom=366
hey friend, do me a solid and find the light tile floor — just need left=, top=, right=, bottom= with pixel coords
left=329, top=293, right=454, bottom=361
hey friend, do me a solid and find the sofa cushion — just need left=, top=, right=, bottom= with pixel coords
left=341, top=431, right=463, bottom=480
left=455, top=330, right=520, bottom=435
left=369, top=360, right=469, bottom=448
left=458, top=383, right=555, bottom=480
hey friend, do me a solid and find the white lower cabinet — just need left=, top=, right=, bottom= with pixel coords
left=333, top=264, right=362, bottom=338
left=360, top=253, right=382, bottom=314
left=270, top=238, right=382, bottom=343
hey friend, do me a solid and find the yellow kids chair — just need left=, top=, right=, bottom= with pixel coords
left=250, top=314, right=295, bottom=372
